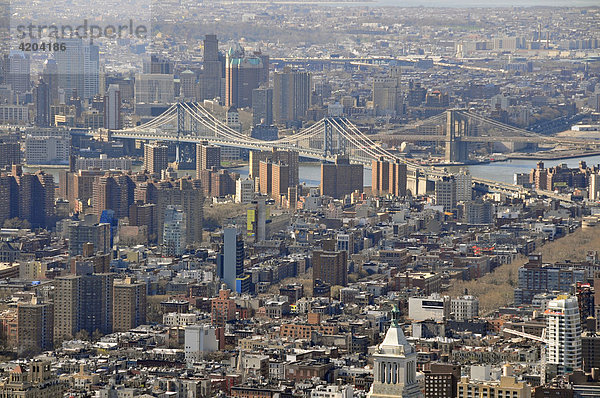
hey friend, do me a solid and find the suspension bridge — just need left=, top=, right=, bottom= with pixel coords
left=374, top=109, right=595, bottom=163
left=100, top=102, right=583, bottom=199
left=111, top=102, right=408, bottom=167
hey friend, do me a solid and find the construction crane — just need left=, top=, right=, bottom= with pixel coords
left=503, top=327, right=547, bottom=383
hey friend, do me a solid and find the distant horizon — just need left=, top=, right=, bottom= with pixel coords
left=262, top=0, right=600, bottom=7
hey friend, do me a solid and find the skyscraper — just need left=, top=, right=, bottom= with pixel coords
left=144, top=143, right=169, bottom=174
left=55, top=39, right=100, bottom=99
left=42, top=59, right=59, bottom=105
left=225, top=45, right=262, bottom=108
left=252, top=87, right=273, bottom=126
left=219, top=227, right=244, bottom=291
left=273, top=67, right=311, bottom=123
left=368, top=307, right=421, bottom=398
left=104, top=84, right=122, bottom=130
left=201, top=34, right=222, bottom=101
left=34, top=80, right=50, bottom=127
left=372, top=66, right=403, bottom=116
left=67, top=216, right=111, bottom=256
left=113, top=278, right=147, bottom=332
left=142, top=55, right=173, bottom=75
left=455, top=169, right=472, bottom=202
left=320, top=156, right=363, bottom=199
left=8, top=51, right=30, bottom=96
left=545, top=295, right=582, bottom=374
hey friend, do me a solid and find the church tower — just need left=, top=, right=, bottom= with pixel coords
left=368, top=306, right=422, bottom=398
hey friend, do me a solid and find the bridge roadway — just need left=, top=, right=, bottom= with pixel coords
left=109, top=130, right=575, bottom=201
left=374, top=133, right=598, bottom=145
left=109, top=130, right=372, bottom=166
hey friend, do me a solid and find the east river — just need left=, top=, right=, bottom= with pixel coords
left=24, top=153, right=600, bottom=188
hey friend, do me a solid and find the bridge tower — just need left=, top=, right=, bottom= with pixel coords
left=176, top=102, right=186, bottom=162
left=323, top=117, right=348, bottom=158
left=444, top=109, right=469, bottom=163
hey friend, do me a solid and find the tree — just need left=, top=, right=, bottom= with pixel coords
left=3, top=218, right=31, bottom=229
left=74, top=329, right=90, bottom=341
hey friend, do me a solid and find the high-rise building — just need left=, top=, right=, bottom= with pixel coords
left=143, top=55, right=173, bottom=75
left=273, top=67, right=311, bottom=123
left=435, top=176, right=457, bottom=211
left=455, top=169, right=472, bottom=202
left=16, top=298, right=53, bottom=355
left=0, top=174, right=18, bottom=226
left=320, top=156, right=363, bottom=199
left=92, top=173, right=136, bottom=220
left=162, top=205, right=186, bottom=256
left=0, top=142, right=20, bottom=168
left=545, top=295, right=582, bottom=374
left=34, top=80, right=50, bottom=127
left=55, top=39, right=99, bottom=99
left=225, top=45, right=262, bottom=108
left=134, top=73, right=174, bottom=104
left=235, top=178, right=254, bottom=204
left=389, top=159, right=407, bottom=197
left=144, top=143, right=169, bottom=174
left=53, top=266, right=114, bottom=340
left=149, top=177, right=204, bottom=245
left=15, top=170, right=55, bottom=228
left=42, top=59, right=59, bottom=105
left=104, top=84, right=122, bottom=130
left=201, top=34, right=222, bottom=101
left=312, top=242, right=347, bottom=288
left=113, top=278, right=146, bottom=332
left=250, top=149, right=298, bottom=188
left=129, top=201, right=156, bottom=242
left=219, top=227, right=244, bottom=291
left=372, top=157, right=390, bottom=196
left=179, top=70, right=196, bottom=99
left=196, top=142, right=221, bottom=176
left=8, top=51, right=30, bottom=96
left=372, top=66, right=403, bottom=116
left=514, top=254, right=586, bottom=305
left=67, top=215, right=111, bottom=256
left=252, top=87, right=273, bottom=126
left=368, top=306, right=421, bottom=398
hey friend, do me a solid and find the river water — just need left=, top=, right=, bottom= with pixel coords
left=25, top=153, right=600, bottom=188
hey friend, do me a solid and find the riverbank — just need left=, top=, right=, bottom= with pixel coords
left=507, top=149, right=600, bottom=161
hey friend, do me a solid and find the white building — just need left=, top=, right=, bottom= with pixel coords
left=162, top=205, right=186, bottom=256
left=455, top=169, right=472, bottom=202
left=236, top=178, right=254, bottom=203
left=368, top=307, right=422, bottom=398
left=311, top=384, right=354, bottom=398
left=451, top=295, right=479, bottom=321
left=25, top=134, right=70, bottom=165
left=435, top=176, right=457, bottom=211
left=184, top=324, right=218, bottom=367
left=408, top=294, right=450, bottom=322
left=546, top=295, right=582, bottom=374
left=55, top=39, right=99, bottom=99
left=76, top=154, right=132, bottom=171
left=163, top=312, right=201, bottom=327
left=104, top=84, right=122, bottom=130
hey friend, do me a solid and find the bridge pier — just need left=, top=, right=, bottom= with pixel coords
left=445, top=109, right=469, bottom=163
